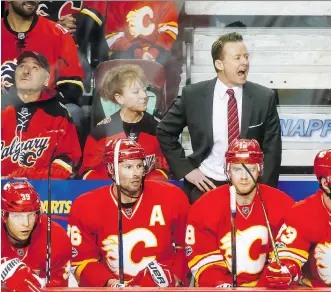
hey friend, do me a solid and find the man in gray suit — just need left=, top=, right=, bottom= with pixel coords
left=157, top=32, right=281, bottom=203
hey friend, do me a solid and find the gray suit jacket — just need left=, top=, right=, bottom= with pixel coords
left=157, top=78, right=282, bottom=187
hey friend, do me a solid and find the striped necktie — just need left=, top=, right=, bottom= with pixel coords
left=227, top=89, right=240, bottom=145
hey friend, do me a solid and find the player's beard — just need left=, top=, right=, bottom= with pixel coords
left=11, top=1, right=39, bottom=19
left=120, top=185, right=142, bottom=201
left=119, top=177, right=143, bottom=200
left=235, top=183, right=257, bottom=197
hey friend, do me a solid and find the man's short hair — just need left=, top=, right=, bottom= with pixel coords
left=100, top=64, right=147, bottom=104
left=211, top=32, right=244, bottom=72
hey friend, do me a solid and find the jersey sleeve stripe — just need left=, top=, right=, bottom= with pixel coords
left=81, top=8, right=102, bottom=26
left=194, top=260, right=227, bottom=287
left=56, top=80, right=84, bottom=91
left=53, top=159, right=73, bottom=174
left=188, top=250, right=221, bottom=268
left=277, top=252, right=307, bottom=266
left=106, top=32, right=125, bottom=48
left=72, top=258, right=99, bottom=281
left=82, top=169, right=94, bottom=180
left=158, top=26, right=178, bottom=36
left=190, top=254, right=224, bottom=277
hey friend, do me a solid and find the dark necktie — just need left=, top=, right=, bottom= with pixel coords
left=227, top=89, right=240, bottom=145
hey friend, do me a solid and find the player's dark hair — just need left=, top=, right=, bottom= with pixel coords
left=211, top=32, right=244, bottom=72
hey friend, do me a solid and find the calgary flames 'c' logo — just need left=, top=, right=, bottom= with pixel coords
left=1, top=60, right=17, bottom=93
left=314, top=242, right=331, bottom=285
left=102, top=229, right=157, bottom=276
left=126, top=6, right=156, bottom=38
left=37, top=1, right=82, bottom=20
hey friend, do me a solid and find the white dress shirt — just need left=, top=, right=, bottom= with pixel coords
left=199, top=79, right=243, bottom=181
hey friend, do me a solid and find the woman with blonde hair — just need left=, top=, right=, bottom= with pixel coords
left=80, top=64, right=169, bottom=180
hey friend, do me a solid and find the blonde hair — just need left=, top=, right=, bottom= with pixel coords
left=100, top=64, right=147, bottom=104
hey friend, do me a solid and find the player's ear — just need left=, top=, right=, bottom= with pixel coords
left=321, top=178, right=329, bottom=192
left=44, top=72, right=50, bottom=87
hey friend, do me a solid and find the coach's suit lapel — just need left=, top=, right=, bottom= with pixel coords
left=203, top=78, right=217, bottom=147
left=241, top=82, right=254, bottom=138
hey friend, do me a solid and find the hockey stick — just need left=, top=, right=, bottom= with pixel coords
left=46, top=143, right=58, bottom=284
left=114, top=140, right=124, bottom=284
left=229, top=185, right=237, bottom=287
left=241, top=164, right=281, bottom=266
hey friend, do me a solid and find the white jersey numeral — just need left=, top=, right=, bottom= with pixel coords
left=67, top=224, right=82, bottom=246
left=185, top=225, right=196, bottom=245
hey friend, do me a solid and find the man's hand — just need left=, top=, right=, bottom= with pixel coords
left=129, top=260, right=178, bottom=287
left=106, top=278, right=125, bottom=287
left=142, top=51, right=155, bottom=61
left=58, top=14, right=77, bottom=34
left=0, top=258, right=44, bottom=292
left=265, top=260, right=300, bottom=288
left=185, top=168, right=216, bottom=192
left=173, top=274, right=184, bottom=287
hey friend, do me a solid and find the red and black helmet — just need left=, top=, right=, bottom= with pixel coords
left=1, top=181, right=41, bottom=222
left=314, top=149, right=331, bottom=185
left=225, top=139, right=264, bottom=172
left=104, top=139, right=151, bottom=178
left=104, top=138, right=146, bottom=164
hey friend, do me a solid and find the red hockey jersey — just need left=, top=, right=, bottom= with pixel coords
left=104, top=1, right=178, bottom=58
left=80, top=111, right=168, bottom=179
left=1, top=12, right=84, bottom=102
left=1, top=88, right=82, bottom=179
left=68, top=180, right=189, bottom=287
left=270, top=190, right=331, bottom=287
left=186, top=184, right=295, bottom=287
left=1, top=215, right=71, bottom=287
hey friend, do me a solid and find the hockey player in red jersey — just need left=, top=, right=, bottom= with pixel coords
left=1, top=51, right=82, bottom=179
left=69, top=138, right=189, bottom=287
left=185, top=139, right=295, bottom=287
left=1, top=181, right=71, bottom=291
left=261, top=149, right=331, bottom=288
left=80, top=64, right=169, bottom=180
left=1, top=1, right=84, bottom=107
